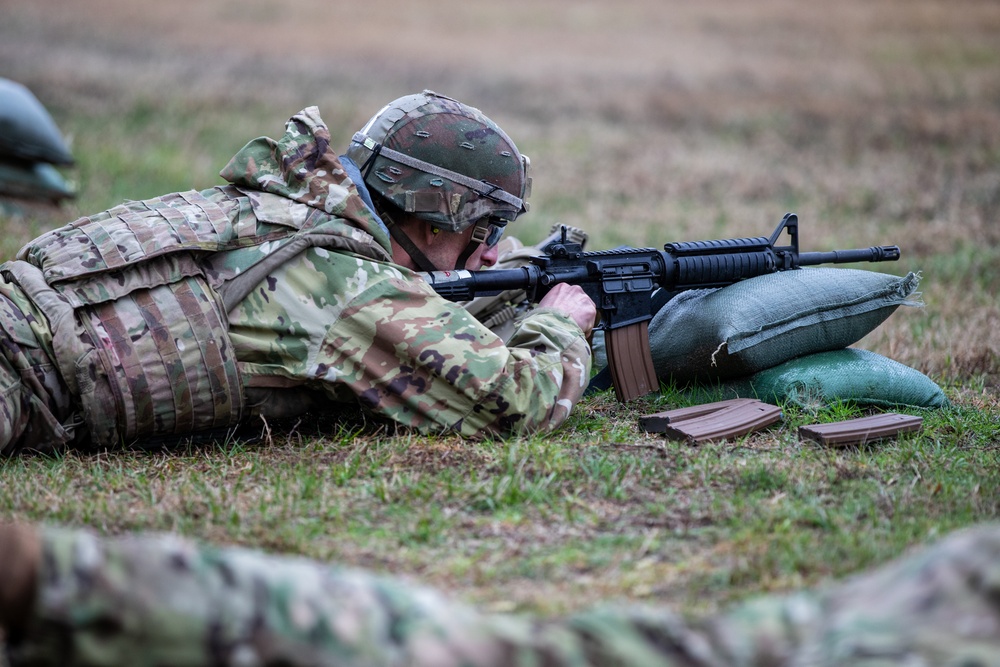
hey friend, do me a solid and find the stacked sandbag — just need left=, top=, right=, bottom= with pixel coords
left=0, top=78, right=75, bottom=206
left=595, top=267, right=947, bottom=409
left=723, top=348, right=949, bottom=409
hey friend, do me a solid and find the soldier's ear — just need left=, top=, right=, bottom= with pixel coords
left=418, top=222, right=443, bottom=246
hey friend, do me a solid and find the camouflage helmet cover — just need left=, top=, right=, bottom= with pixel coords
left=346, top=90, right=530, bottom=233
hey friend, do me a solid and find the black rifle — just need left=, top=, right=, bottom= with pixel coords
left=421, top=213, right=900, bottom=402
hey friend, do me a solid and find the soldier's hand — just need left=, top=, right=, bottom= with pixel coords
left=539, top=283, right=597, bottom=338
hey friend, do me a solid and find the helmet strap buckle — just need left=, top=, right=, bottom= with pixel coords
left=469, top=221, right=490, bottom=246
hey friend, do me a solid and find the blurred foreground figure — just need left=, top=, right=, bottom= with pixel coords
left=0, top=78, right=76, bottom=214
left=2, top=522, right=1000, bottom=666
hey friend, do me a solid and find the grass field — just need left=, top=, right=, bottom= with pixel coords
left=1, top=0, right=998, bottom=619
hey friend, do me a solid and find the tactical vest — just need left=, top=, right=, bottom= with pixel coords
left=4, top=186, right=389, bottom=448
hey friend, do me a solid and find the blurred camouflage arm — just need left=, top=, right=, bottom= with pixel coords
left=10, top=524, right=1000, bottom=666
left=11, top=526, right=706, bottom=667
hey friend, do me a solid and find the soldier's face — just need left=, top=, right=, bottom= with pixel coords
left=390, top=215, right=501, bottom=271
left=422, top=225, right=499, bottom=271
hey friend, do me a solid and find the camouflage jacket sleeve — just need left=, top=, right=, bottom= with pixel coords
left=15, top=524, right=1000, bottom=667
left=229, top=249, right=591, bottom=437
left=13, top=526, right=705, bottom=667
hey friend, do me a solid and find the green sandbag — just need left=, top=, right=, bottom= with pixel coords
left=0, top=157, right=75, bottom=201
left=723, top=348, right=948, bottom=409
left=648, top=268, right=921, bottom=383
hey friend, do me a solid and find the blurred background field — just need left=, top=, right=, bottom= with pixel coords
left=1, top=0, right=998, bottom=616
left=3, top=0, right=997, bottom=382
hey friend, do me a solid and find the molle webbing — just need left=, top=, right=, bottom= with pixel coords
left=11, top=187, right=390, bottom=447
left=8, top=190, right=245, bottom=446
left=1, top=260, right=88, bottom=399
left=17, top=190, right=234, bottom=287
left=4, top=260, right=243, bottom=448
left=77, top=277, right=243, bottom=446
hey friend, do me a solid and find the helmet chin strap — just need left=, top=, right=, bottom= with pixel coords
left=454, top=219, right=492, bottom=271
left=453, top=243, right=478, bottom=271
left=379, top=202, right=487, bottom=272
left=382, top=211, right=444, bottom=272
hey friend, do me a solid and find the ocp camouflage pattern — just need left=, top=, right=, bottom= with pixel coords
left=9, top=523, right=1000, bottom=666
left=0, top=278, right=76, bottom=453
left=0, top=106, right=590, bottom=453
left=344, top=91, right=528, bottom=232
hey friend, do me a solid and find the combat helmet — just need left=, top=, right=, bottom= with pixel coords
left=346, top=90, right=531, bottom=270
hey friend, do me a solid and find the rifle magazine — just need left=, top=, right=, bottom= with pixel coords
left=641, top=399, right=783, bottom=444
left=799, top=413, right=923, bottom=446
left=605, top=321, right=659, bottom=402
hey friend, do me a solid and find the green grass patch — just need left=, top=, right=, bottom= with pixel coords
left=3, top=391, right=995, bottom=615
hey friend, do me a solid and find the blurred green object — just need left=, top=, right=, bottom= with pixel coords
left=0, top=77, right=74, bottom=165
left=0, top=156, right=75, bottom=202
left=0, top=78, right=76, bottom=208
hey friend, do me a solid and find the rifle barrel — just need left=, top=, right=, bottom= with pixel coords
left=798, top=245, right=900, bottom=266
left=420, top=267, right=537, bottom=300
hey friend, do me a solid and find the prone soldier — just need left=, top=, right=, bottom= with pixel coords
left=0, top=91, right=597, bottom=454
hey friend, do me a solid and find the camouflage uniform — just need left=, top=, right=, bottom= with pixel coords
left=0, top=107, right=591, bottom=454
left=7, top=523, right=1000, bottom=666
left=0, top=278, right=78, bottom=452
